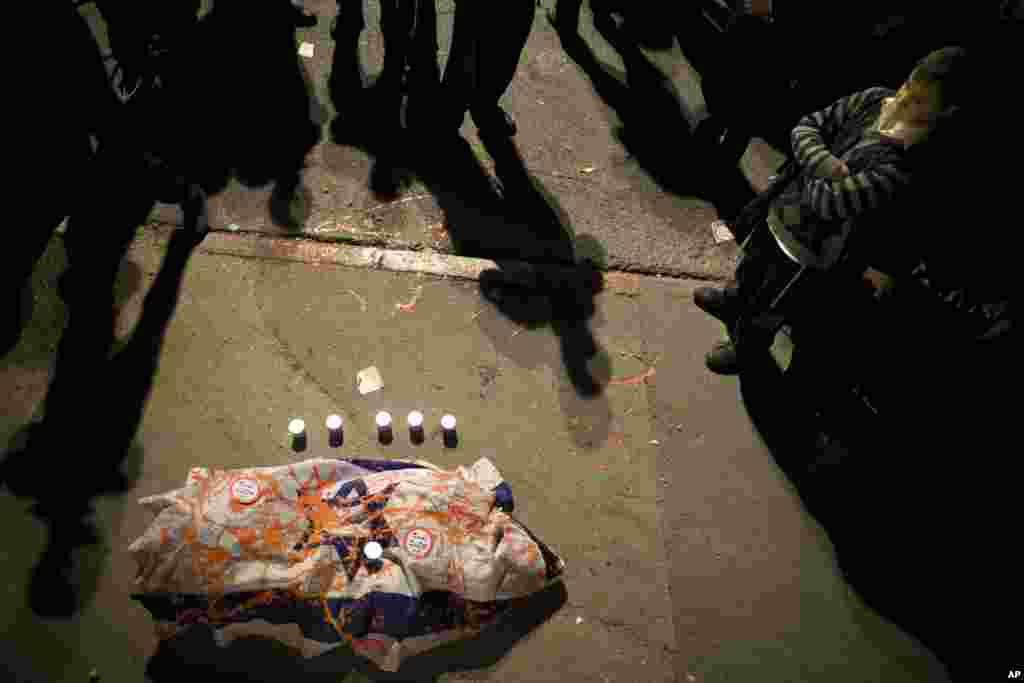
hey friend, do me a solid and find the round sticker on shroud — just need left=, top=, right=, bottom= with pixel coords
left=231, top=478, right=262, bottom=505
left=404, top=528, right=434, bottom=559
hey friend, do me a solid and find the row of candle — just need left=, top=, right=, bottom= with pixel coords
left=287, top=412, right=458, bottom=451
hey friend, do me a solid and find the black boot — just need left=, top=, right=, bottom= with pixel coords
left=694, top=286, right=741, bottom=324
left=705, top=340, right=742, bottom=375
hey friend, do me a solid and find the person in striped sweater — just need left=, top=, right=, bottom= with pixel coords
left=693, top=47, right=971, bottom=374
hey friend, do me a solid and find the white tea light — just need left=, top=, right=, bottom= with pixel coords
left=441, top=414, right=456, bottom=430
left=408, top=411, right=424, bottom=428
left=364, top=541, right=383, bottom=560
left=326, top=415, right=342, bottom=430
left=289, top=419, right=306, bottom=435
left=376, top=412, right=392, bottom=428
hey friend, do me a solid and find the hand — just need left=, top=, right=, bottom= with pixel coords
left=740, top=0, right=772, bottom=17
left=862, top=266, right=896, bottom=299
left=831, top=160, right=851, bottom=180
left=812, top=156, right=850, bottom=181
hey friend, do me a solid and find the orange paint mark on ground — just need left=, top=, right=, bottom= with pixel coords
left=603, top=272, right=641, bottom=294
left=609, top=366, right=656, bottom=385
left=396, top=286, right=423, bottom=312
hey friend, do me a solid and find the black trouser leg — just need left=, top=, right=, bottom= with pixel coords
left=4, top=128, right=93, bottom=357
left=41, top=152, right=155, bottom=452
left=731, top=223, right=803, bottom=350
left=438, top=1, right=478, bottom=130
left=406, top=0, right=441, bottom=97
left=469, top=0, right=535, bottom=128
left=440, top=0, right=535, bottom=132
left=380, top=0, right=415, bottom=90
left=97, top=0, right=148, bottom=74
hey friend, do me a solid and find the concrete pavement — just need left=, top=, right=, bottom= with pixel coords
left=0, top=227, right=952, bottom=682
left=77, top=0, right=787, bottom=281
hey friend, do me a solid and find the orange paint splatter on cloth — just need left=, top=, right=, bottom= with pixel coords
left=233, top=527, right=259, bottom=546
left=263, top=524, right=286, bottom=553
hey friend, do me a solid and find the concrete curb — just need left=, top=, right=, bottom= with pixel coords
left=196, top=230, right=607, bottom=290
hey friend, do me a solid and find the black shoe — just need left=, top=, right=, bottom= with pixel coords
left=705, top=341, right=742, bottom=375
left=694, top=286, right=740, bottom=324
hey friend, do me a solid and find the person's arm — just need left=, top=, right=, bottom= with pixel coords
left=801, top=162, right=911, bottom=221
left=791, top=87, right=889, bottom=178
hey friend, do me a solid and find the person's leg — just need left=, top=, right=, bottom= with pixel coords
left=469, top=0, right=536, bottom=136
left=406, top=0, right=441, bottom=92
left=44, top=151, right=155, bottom=432
left=1, top=214, right=67, bottom=358
left=436, top=0, right=479, bottom=133
left=3, top=149, right=153, bottom=503
left=403, top=0, right=442, bottom=131
left=549, top=0, right=585, bottom=35
left=4, top=117, right=94, bottom=357
left=380, top=0, right=415, bottom=91
left=703, top=223, right=802, bottom=373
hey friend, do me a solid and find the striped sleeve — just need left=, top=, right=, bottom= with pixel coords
left=791, top=88, right=888, bottom=176
left=802, top=163, right=910, bottom=221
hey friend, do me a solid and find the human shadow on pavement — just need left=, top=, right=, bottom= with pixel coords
left=475, top=234, right=614, bottom=450
left=328, top=0, right=435, bottom=200
left=1, top=227, right=204, bottom=619
left=735, top=333, right=1018, bottom=681
left=548, top=3, right=756, bottom=223
left=146, top=580, right=568, bottom=683
left=193, top=0, right=323, bottom=230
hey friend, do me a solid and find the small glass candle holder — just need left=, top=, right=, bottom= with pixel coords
left=326, top=414, right=343, bottom=448
left=289, top=418, right=307, bottom=453
left=376, top=411, right=393, bottom=445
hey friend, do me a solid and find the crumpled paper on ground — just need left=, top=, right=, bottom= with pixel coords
left=128, top=457, right=564, bottom=672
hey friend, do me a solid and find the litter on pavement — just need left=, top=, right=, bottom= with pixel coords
left=347, top=290, right=368, bottom=312
left=357, top=366, right=383, bottom=395
left=711, top=219, right=735, bottom=244
left=298, top=42, right=315, bottom=58
left=128, top=457, right=565, bottom=672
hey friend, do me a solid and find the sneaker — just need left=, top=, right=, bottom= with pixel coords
left=694, top=286, right=740, bottom=324
left=705, top=341, right=742, bottom=375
